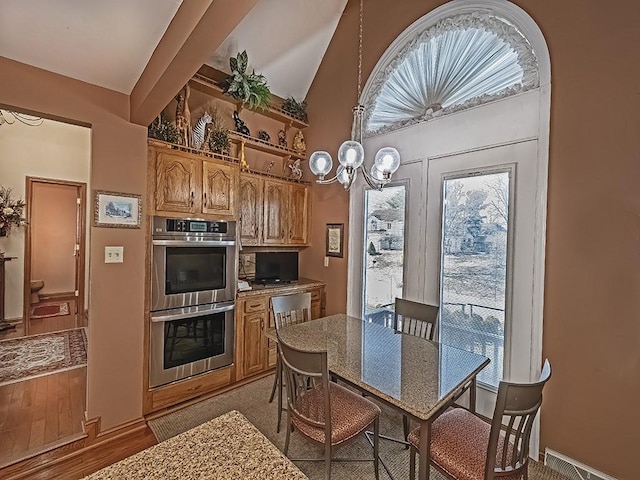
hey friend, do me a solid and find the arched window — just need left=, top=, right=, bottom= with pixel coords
left=364, top=13, right=539, bottom=136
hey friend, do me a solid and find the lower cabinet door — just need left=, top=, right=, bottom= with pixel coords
left=243, top=312, right=266, bottom=377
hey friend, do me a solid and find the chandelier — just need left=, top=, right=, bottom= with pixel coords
left=0, top=110, right=44, bottom=127
left=309, top=0, right=400, bottom=190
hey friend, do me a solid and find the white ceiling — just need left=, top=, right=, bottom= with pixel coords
left=206, top=0, right=347, bottom=100
left=0, top=0, right=183, bottom=94
left=0, top=0, right=346, bottom=100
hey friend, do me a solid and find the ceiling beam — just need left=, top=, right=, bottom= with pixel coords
left=130, top=0, right=259, bottom=126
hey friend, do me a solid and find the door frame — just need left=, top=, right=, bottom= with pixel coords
left=23, top=176, right=87, bottom=335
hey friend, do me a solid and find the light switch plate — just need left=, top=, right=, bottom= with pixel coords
left=324, top=256, right=330, bottom=267
left=105, top=246, right=124, bottom=263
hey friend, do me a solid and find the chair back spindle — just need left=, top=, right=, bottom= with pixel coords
left=272, top=292, right=312, bottom=329
left=394, top=298, right=439, bottom=341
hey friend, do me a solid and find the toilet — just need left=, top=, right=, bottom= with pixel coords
left=30, top=280, right=45, bottom=304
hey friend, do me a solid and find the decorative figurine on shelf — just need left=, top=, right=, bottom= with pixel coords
left=175, top=84, right=191, bottom=147
left=233, top=110, right=250, bottom=136
left=258, top=130, right=270, bottom=143
left=288, top=158, right=303, bottom=180
left=266, top=159, right=275, bottom=174
left=278, top=129, right=287, bottom=148
left=292, top=130, right=306, bottom=153
left=191, top=112, right=212, bottom=150
left=200, top=123, right=215, bottom=152
left=239, top=142, right=249, bottom=171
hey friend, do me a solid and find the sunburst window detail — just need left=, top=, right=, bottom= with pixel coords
left=364, top=13, right=539, bottom=136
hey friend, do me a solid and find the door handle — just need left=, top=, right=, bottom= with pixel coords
left=190, top=191, right=194, bottom=207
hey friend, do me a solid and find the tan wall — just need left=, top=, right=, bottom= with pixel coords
left=31, top=182, right=78, bottom=295
left=305, top=0, right=640, bottom=477
left=0, top=57, right=147, bottom=431
left=0, top=119, right=90, bottom=319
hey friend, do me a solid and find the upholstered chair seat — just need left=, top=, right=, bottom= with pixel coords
left=293, top=382, right=381, bottom=445
left=408, top=408, right=521, bottom=480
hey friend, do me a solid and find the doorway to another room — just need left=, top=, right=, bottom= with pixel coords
left=24, top=177, right=87, bottom=336
left=0, top=111, right=90, bottom=465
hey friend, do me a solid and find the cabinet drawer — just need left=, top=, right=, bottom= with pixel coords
left=244, top=298, right=267, bottom=313
left=309, top=289, right=321, bottom=302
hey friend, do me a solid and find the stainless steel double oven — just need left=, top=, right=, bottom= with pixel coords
left=149, top=216, right=237, bottom=388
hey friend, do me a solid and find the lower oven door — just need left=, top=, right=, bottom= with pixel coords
left=149, top=301, right=235, bottom=388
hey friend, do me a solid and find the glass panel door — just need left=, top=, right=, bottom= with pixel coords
left=362, top=185, right=407, bottom=325
left=439, top=171, right=510, bottom=388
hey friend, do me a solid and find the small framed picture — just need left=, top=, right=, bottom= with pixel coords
left=93, top=190, right=142, bottom=228
left=326, top=223, right=344, bottom=258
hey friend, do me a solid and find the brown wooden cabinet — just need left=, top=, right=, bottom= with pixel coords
left=238, top=174, right=263, bottom=246
left=148, top=142, right=238, bottom=219
left=155, top=152, right=198, bottom=214
left=262, top=178, right=288, bottom=245
left=237, top=283, right=325, bottom=380
left=238, top=176, right=310, bottom=246
left=202, top=159, right=237, bottom=217
left=288, top=183, right=310, bottom=245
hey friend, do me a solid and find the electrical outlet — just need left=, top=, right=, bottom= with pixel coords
left=105, top=246, right=124, bottom=263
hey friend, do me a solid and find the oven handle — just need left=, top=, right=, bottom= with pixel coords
left=150, top=302, right=235, bottom=323
left=152, top=239, right=236, bottom=247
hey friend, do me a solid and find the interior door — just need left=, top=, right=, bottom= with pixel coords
left=425, top=140, right=539, bottom=419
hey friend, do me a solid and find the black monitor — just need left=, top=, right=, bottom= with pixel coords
left=254, top=251, right=298, bottom=284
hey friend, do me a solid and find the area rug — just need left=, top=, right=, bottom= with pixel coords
left=148, top=375, right=568, bottom=480
left=31, top=301, right=70, bottom=319
left=0, top=328, right=87, bottom=386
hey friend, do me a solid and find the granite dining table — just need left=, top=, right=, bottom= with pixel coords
left=268, top=313, right=490, bottom=480
left=83, top=410, right=307, bottom=480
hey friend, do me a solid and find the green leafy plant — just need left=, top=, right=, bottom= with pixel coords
left=224, top=51, right=271, bottom=110
left=148, top=114, right=180, bottom=143
left=210, top=128, right=231, bottom=155
left=282, top=97, right=308, bottom=123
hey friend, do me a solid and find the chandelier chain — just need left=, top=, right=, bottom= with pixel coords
left=357, top=0, right=363, bottom=100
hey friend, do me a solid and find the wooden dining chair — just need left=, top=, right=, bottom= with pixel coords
left=394, top=297, right=439, bottom=441
left=408, top=359, right=552, bottom=480
left=278, top=335, right=381, bottom=480
left=268, top=292, right=312, bottom=433
left=394, top=297, right=439, bottom=341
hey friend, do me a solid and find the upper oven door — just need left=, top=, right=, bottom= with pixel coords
left=151, top=239, right=236, bottom=311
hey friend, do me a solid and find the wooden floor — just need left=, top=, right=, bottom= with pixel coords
left=0, top=367, right=86, bottom=465
left=0, top=297, right=86, bottom=466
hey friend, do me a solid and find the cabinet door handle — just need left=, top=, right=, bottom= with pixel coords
left=261, top=319, right=264, bottom=329
left=190, top=191, right=194, bottom=207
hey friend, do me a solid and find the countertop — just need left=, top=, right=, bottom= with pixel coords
left=237, top=277, right=325, bottom=298
left=83, top=410, right=307, bottom=480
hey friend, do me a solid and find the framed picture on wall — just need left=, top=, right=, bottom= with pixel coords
left=93, top=190, right=142, bottom=228
left=326, top=223, right=344, bottom=258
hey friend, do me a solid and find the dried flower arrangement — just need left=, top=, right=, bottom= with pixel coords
left=0, top=186, right=27, bottom=236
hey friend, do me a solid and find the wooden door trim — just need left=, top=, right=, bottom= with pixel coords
left=23, top=177, right=88, bottom=334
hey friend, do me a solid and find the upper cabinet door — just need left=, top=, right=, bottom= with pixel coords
left=288, top=184, right=310, bottom=245
left=202, top=160, right=237, bottom=217
left=155, top=153, right=197, bottom=213
left=239, top=174, right=262, bottom=246
left=263, top=179, right=287, bottom=245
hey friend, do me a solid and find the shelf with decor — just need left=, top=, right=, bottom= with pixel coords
left=190, top=72, right=309, bottom=131
left=229, top=131, right=307, bottom=161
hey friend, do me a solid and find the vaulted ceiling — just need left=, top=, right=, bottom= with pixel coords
left=0, top=0, right=346, bottom=112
